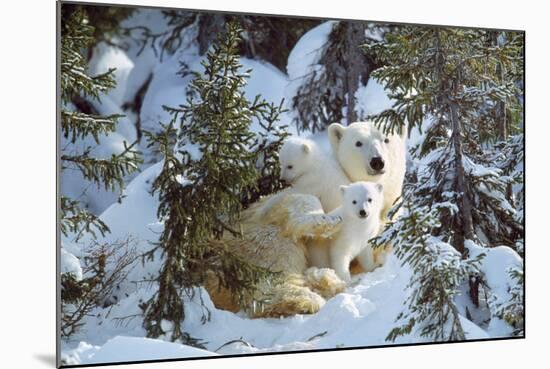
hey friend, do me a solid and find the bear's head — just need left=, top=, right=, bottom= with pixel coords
left=328, top=121, right=404, bottom=182
left=339, top=182, right=384, bottom=220
left=279, top=138, right=316, bottom=185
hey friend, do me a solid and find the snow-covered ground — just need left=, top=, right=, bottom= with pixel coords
left=60, top=11, right=521, bottom=366
left=61, top=250, right=491, bottom=365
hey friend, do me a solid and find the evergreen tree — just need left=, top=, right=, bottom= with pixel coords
left=365, top=26, right=524, bottom=339
left=123, top=10, right=318, bottom=72
left=380, top=203, right=483, bottom=341
left=142, top=22, right=284, bottom=343
left=60, top=6, right=141, bottom=337
left=494, top=266, right=524, bottom=336
left=289, top=21, right=386, bottom=132
left=60, top=7, right=141, bottom=239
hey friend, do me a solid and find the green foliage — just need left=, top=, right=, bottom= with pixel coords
left=61, top=141, right=140, bottom=193
left=378, top=203, right=484, bottom=342
left=60, top=7, right=141, bottom=238
left=142, top=22, right=283, bottom=344
left=241, top=100, right=290, bottom=208
left=290, top=21, right=374, bottom=132
left=62, top=3, right=135, bottom=48
left=60, top=6, right=141, bottom=339
left=60, top=196, right=109, bottom=241
left=366, top=26, right=524, bottom=341
left=122, top=11, right=318, bottom=71
left=495, top=267, right=524, bottom=336
left=363, top=27, right=524, bottom=137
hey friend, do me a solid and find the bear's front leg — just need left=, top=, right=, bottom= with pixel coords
left=330, top=247, right=352, bottom=283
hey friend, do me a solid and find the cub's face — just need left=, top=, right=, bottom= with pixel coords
left=279, top=139, right=314, bottom=184
left=340, top=182, right=383, bottom=220
left=329, top=122, right=399, bottom=182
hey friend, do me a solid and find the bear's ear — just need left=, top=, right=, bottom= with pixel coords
left=301, top=142, right=311, bottom=154
left=328, top=123, right=346, bottom=151
left=375, top=183, right=383, bottom=193
left=339, top=185, right=348, bottom=195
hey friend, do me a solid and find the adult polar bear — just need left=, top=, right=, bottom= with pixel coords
left=205, top=121, right=407, bottom=317
left=328, top=121, right=407, bottom=223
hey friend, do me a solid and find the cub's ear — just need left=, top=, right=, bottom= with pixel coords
left=375, top=183, right=384, bottom=193
left=328, top=123, right=346, bottom=152
left=339, top=185, right=348, bottom=195
left=301, top=142, right=311, bottom=154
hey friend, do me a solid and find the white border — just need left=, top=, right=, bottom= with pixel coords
left=1, top=0, right=546, bottom=368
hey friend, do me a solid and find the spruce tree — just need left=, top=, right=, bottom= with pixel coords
left=379, top=202, right=483, bottom=341
left=365, top=26, right=524, bottom=340
left=60, top=6, right=141, bottom=337
left=289, top=21, right=384, bottom=132
left=60, top=7, right=141, bottom=239
left=142, top=22, right=284, bottom=343
left=494, top=266, right=524, bottom=335
left=123, top=10, right=318, bottom=72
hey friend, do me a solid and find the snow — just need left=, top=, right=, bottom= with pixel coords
left=355, top=78, right=394, bottom=118
left=60, top=248, right=82, bottom=280
left=62, top=222, right=489, bottom=365
left=465, top=240, right=523, bottom=337
left=63, top=162, right=165, bottom=302
left=285, top=21, right=337, bottom=125
left=286, top=21, right=337, bottom=80
left=139, top=40, right=296, bottom=164
left=463, top=156, right=501, bottom=178
left=88, top=42, right=135, bottom=106
left=61, top=42, right=139, bottom=215
left=63, top=336, right=216, bottom=365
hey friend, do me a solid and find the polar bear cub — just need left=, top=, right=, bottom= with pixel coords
left=279, top=137, right=349, bottom=212
left=329, top=181, right=384, bottom=282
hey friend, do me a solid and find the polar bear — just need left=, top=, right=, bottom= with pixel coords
left=328, top=121, right=407, bottom=222
left=278, top=137, right=350, bottom=268
left=279, top=137, right=349, bottom=212
left=329, top=182, right=384, bottom=282
left=205, top=192, right=346, bottom=317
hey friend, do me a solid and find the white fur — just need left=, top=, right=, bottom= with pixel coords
left=279, top=137, right=349, bottom=212
left=328, top=121, right=407, bottom=221
left=328, top=182, right=383, bottom=282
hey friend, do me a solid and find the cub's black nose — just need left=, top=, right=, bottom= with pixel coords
left=370, top=157, right=385, bottom=171
left=359, top=209, right=367, bottom=218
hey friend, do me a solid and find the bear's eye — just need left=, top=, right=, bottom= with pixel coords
left=355, top=141, right=363, bottom=147
left=384, top=138, right=390, bottom=144
left=287, top=165, right=293, bottom=170
left=352, top=200, right=357, bottom=205
left=367, top=198, right=372, bottom=203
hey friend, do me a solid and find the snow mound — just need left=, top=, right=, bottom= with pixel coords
left=355, top=78, right=394, bottom=118
left=466, top=240, right=523, bottom=337
left=88, top=42, right=135, bottom=106
left=65, top=336, right=216, bottom=365
left=60, top=248, right=82, bottom=280
left=286, top=21, right=337, bottom=80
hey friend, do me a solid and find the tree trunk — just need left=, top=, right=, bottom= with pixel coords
left=198, top=14, right=226, bottom=55
left=344, top=22, right=368, bottom=125
left=450, top=98, right=479, bottom=307
left=494, top=32, right=508, bottom=141
left=450, top=101, right=475, bottom=255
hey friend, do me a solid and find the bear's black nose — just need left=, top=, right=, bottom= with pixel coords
left=370, top=157, right=385, bottom=171
left=359, top=209, right=367, bottom=218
